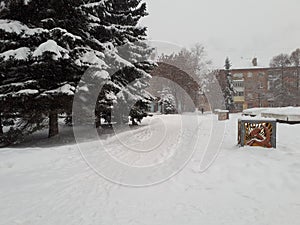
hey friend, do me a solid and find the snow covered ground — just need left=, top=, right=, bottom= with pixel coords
left=0, top=113, right=300, bottom=225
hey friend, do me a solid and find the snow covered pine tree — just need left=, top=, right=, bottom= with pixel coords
left=102, top=0, right=155, bottom=125
left=79, top=0, right=155, bottom=126
left=0, top=0, right=89, bottom=141
left=224, top=57, right=235, bottom=111
left=0, top=0, right=155, bottom=144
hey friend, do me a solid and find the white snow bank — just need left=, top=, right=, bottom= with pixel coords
left=0, top=47, right=31, bottom=61
left=33, top=40, right=69, bottom=60
left=243, top=107, right=300, bottom=121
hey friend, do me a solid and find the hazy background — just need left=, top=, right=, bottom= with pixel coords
left=140, top=0, right=300, bottom=69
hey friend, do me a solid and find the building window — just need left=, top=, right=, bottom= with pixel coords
left=247, top=72, right=253, bottom=78
left=258, top=72, right=265, bottom=77
left=234, top=91, right=244, bottom=96
left=233, top=73, right=244, bottom=78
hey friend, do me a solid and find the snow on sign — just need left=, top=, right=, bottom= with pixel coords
left=238, top=118, right=277, bottom=148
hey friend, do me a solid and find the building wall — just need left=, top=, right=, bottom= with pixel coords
left=217, top=66, right=300, bottom=111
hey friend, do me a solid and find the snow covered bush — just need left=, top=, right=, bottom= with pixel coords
left=161, top=93, right=177, bottom=114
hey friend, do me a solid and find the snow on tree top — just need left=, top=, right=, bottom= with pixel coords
left=33, top=40, right=69, bottom=60
left=0, top=47, right=31, bottom=61
left=0, top=20, right=47, bottom=37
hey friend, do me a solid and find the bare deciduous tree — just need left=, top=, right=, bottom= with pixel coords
left=270, top=53, right=291, bottom=68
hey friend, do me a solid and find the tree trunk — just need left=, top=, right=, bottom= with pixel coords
left=0, top=114, right=3, bottom=135
left=95, top=114, right=101, bottom=128
left=49, top=111, right=59, bottom=138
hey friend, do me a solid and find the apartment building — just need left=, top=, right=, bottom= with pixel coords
left=217, top=66, right=300, bottom=111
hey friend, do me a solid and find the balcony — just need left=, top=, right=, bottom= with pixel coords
left=234, top=96, right=245, bottom=102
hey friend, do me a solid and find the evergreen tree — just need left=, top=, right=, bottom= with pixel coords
left=78, top=0, right=155, bottom=125
left=0, top=0, right=90, bottom=140
left=224, top=57, right=235, bottom=110
left=161, top=89, right=176, bottom=114
left=0, top=0, right=155, bottom=143
left=101, top=0, right=155, bottom=125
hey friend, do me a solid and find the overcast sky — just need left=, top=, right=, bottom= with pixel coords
left=140, top=0, right=300, bottom=68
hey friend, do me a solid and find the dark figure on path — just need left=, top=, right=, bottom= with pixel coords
left=201, top=108, right=204, bottom=114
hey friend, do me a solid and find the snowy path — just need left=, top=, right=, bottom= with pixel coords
left=0, top=114, right=300, bottom=225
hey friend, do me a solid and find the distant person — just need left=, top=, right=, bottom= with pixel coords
left=201, top=108, right=204, bottom=114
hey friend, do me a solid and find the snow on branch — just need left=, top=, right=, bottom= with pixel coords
left=74, top=48, right=108, bottom=69
left=0, top=19, right=47, bottom=37
left=0, top=47, right=31, bottom=61
left=43, top=84, right=76, bottom=96
left=33, top=40, right=69, bottom=60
